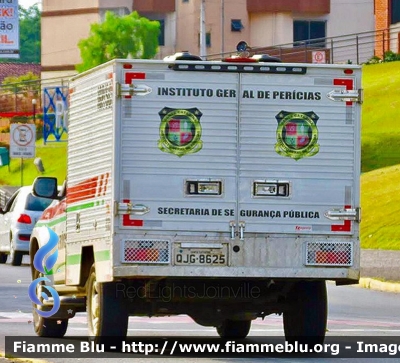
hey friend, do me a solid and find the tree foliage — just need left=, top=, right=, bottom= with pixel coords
left=1, top=71, right=39, bottom=92
left=0, top=5, right=41, bottom=63
left=76, top=11, right=160, bottom=72
left=19, top=5, right=41, bottom=63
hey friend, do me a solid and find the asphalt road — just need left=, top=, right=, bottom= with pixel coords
left=1, top=259, right=400, bottom=362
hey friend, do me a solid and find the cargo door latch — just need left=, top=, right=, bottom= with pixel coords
left=229, top=221, right=246, bottom=240
left=117, top=83, right=152, bottom=97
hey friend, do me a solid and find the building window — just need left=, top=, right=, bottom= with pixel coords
left=293, top=20, right=326, bottom=47
left=198, top=32, right=211, bottom=47
left=158, top=19, right=165, bottom=46
left=231, top=19, right=243, bottom=32
left=183, top=0, right=189, bottom=2
left=391, top=0, right=400, bottom=24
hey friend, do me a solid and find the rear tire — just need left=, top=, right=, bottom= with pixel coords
left=283, top=280, right=327, bottom=346
left=87, top=265, right=129, bottom=347
left=10, top=241, right=23, bottom=266
left=0, top=252, right=7, bottom=264
left=216, top=320, right=251, bottom=338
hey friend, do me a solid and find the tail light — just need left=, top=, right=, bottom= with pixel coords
left=18, top=234, right=30, bottom=241
left=17, top=214, right=32, bottom=224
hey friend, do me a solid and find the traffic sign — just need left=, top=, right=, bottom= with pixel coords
left=10, top=124, right=36, bottom=158
left=312, top=50, right=326, bottom=64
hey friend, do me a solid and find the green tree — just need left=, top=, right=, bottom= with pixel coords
left=1, top=71, right=40, bottom=93
left=19, top=5, right=41, bottom=63
left=0, top=5, right=41, bottom=63
left=76, top=11, right=160, bottom=72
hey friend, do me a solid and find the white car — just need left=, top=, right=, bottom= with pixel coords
left=0, top=186, right=54, bottom=266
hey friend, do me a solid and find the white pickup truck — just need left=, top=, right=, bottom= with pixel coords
left=30, top=49, right=362, bottom=346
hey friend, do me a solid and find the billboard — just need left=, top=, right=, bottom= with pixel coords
left=0, top=0, right=19, bottom=58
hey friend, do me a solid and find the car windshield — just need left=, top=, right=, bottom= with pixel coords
left=25, top=193, right=53, bottom=211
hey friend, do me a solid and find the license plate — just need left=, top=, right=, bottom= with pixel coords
left=174, top=246, right=228, bottom=266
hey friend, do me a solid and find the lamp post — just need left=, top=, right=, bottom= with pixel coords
left=32, top=99, right=37, bottom=123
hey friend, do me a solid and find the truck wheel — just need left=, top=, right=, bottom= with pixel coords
left=33, top=311, right=68, bottom=337
left=216, top=320, right=251, bottom=338
left=0, top=252, right=7, bottom=264
left=87, top=265, right=129, bottom=345
left=31, top=269, right=68, bottom=337
left=283, top=280, right=327, bottom=346
left=10, top=240, right=23, bottom=266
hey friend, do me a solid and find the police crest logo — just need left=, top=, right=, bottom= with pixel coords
left=275, top=111, right=320, bottom=160
left=158, top=107, right=203, bottom=157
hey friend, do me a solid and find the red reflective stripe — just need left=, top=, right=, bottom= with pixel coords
left=331, top=220, right=351, bottom=232
left=121, top=199, right=143, bottom=227
left=66, top=174, right=110, bottom=204
left=124, top=73, right=146, bottom=99
left=122, top=215, right=144, bottom=227
left=67, top=177, right=98, bottom=204
left=331, top=205, right=352, bottom=232
left=125, top=72, right=146, bottom=83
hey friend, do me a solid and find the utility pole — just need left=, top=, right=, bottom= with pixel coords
left=221, top=0, right=225, bottom=57
left=200, top=0, right=206, bottom=59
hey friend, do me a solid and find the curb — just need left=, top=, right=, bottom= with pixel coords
left=358, top=277, right=400, bottom=293
left=0, top=353, right=48, bottom=363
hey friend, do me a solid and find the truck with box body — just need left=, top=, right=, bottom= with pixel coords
left=30, top=51, right=362, bottom=344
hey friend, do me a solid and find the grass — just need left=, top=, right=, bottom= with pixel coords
left=360, top=164, right=400, bottom=250
left=0, top=61, right=399, bottom=249
left=360, top=61, right=400, bottom=249
left=361, top=61, right=400, bottom=172
left=0, top=138, right=67, bottom=186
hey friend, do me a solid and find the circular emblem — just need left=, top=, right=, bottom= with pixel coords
left=158, top=108, right=203, bottom=157
left=275, top=112, right=319, bottom=160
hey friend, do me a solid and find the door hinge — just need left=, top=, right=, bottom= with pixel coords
left=117, top=82, right=152, bottom=97
left=324, top=207, right=361, bottom=222
left=327, top=89, right=363, bottom=104
left=115, top=201, right=150, bottom=216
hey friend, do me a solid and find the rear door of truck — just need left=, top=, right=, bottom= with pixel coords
left=116, top=61, right=240, bottom=236
left=116, top=60, right=361, bottom=248
left=238, top=65, right=361, bottom=236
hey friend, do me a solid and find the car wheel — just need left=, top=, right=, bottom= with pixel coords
left=9, top=240, right=23, bottom=266
left=0, top=252, right=7, bottom=264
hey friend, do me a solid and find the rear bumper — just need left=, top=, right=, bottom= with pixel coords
left=113, top=265, right=360, bottom=282
left=14, top=235, right=30, bottom=252
left=112, top=234, right=360, bottom=283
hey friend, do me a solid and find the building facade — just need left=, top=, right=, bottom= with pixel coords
left=41, top=0, right=133, bottom=81
left=374, top=0, right=400, bottom=57
left=136, top=0, right=375, bottom=62
left=41, top=0, right=383, bottom=80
